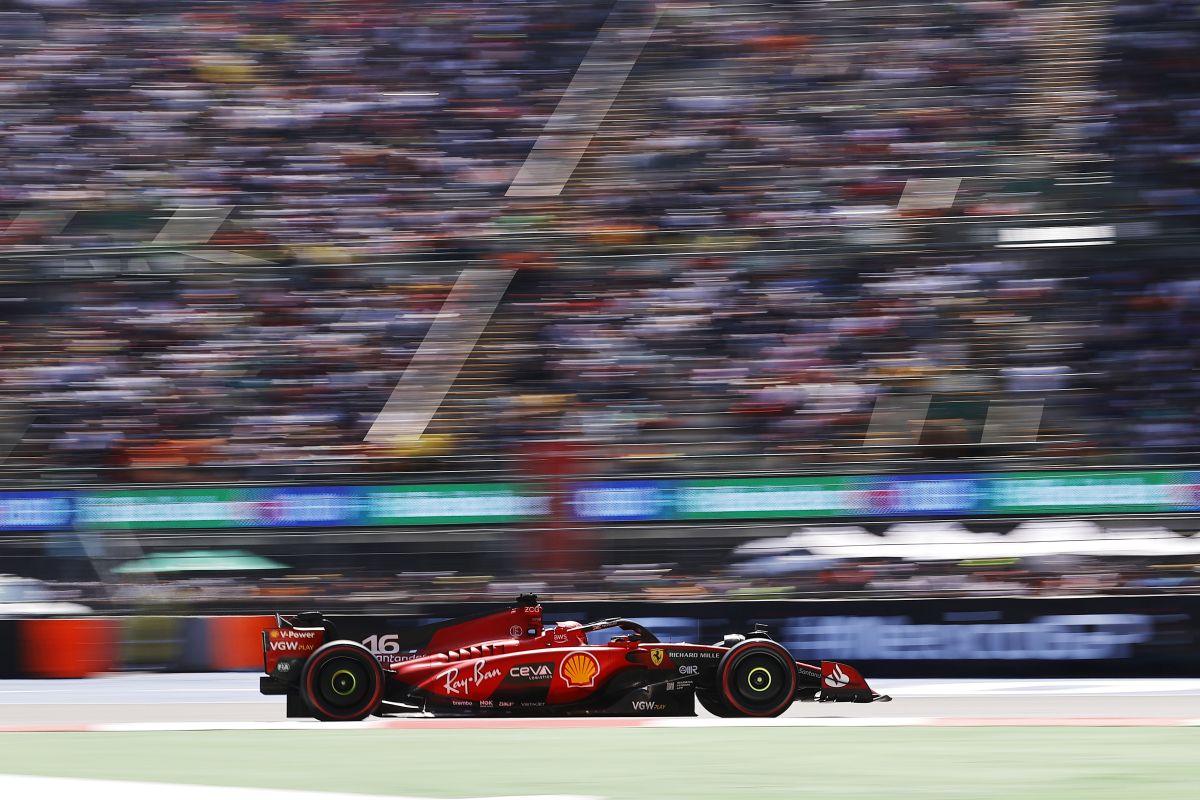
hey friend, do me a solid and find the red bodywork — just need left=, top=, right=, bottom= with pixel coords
left=261, top=601, right=888, bottom=717
left=263, top=627, right=323, bottom=674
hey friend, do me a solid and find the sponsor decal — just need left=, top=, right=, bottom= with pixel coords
left=276, top=629, right=317, bottom=639
left=560, top=651, right=601, bottom=688
left=632, top=701, right=666, bottom=712
left=678, top=665, right=699, bottom=676
left=650, top=649, right=664, bottom=667
left=506, top=662, right=554, bottom=682
left=824, top=664, right=850, bottom=689
left=667, top=682, right=674, bottom=690
left=375, top=654, right=419, bottom=665
left=362, top=634, right=421, bottom=664
left=523, top=607, right=540, bottom=614
left=438, top=659, right=504, bottom=695
left=509, top=625, right=524, bottom=638
left=797, top=665, right=822, bottom=679
left=552, top=629, right=570, bottom=644
left=267, top=629, right=319, bottom=652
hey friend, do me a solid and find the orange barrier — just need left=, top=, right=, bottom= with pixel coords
left=207, top=615, right=275, bottom=671
left=13, top=615, right=281, bottom=675
left=18, top=619, right=120, bottom=678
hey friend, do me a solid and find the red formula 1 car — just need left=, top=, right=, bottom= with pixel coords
left=259, top=595, right=890, bottom=720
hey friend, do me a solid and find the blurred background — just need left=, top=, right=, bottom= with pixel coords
left=1, top=0, right=1199, bottom=657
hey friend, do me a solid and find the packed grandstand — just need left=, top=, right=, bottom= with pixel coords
left=1, top=0, right=1199, bottom=611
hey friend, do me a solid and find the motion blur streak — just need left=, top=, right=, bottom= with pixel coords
left=366, top=268, right=516, bottom=443
left=0, top=0, right=1198, bottom=624
left=507, top=2, right=661, bottom=197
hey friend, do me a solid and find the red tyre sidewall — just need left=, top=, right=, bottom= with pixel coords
left=718, top=640, right=798, bottom=717
left=302, top=642, right=385, bottom=721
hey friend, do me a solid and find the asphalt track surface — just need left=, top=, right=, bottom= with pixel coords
left=2, top=676, right=1200, bottom=799
left=4, top=674, right=1200, bottom=727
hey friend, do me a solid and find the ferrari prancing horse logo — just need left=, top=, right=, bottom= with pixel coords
left=650, top=649, right=664, bottom=667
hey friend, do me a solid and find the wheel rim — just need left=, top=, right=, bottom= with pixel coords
left=746, top=666, right=773, bottom=693
left=733, top=653, right=784, bottom=704
left=318, top=657, right=368, bottom=707
left=330, top=669, right=357, bottom=696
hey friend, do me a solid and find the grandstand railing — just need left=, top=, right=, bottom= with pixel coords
left=1, top=438, right=1197, bottom=491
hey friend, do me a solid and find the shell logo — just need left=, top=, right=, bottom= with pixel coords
left=269, top=630, right=279, bottom=640
left=560, top=651, right=600, bottom=688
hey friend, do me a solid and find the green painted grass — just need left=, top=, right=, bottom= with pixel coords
left=0, top=728, right=1198, bottom=799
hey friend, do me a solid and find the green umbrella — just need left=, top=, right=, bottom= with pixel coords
left=112, top=549, right=290, bottom=575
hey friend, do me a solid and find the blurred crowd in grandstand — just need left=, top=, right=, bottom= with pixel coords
left=0, top=0, right=1197, bottom=485
left=23, top=516, right=1200, bottom=614
left=1, top=0, right=1199, bottom=612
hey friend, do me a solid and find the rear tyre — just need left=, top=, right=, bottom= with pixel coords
left=696, top=691, right=736, bottom=718
left=714, top=640, right=797, bottom=718
left=301, top=641, right=385, bottom=721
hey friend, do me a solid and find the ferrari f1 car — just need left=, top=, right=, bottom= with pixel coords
left=259, top=596, right=890, bottom=720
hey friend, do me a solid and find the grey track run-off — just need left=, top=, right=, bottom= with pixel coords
left=3, top=675, right=1200, bottom=725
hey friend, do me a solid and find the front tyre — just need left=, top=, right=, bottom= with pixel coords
left=714, top=640, right=798, bottom=717
left=301, top=641, right=385, bottom=721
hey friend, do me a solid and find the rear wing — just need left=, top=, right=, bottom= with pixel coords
left=262, top=624, right=324, bottom=675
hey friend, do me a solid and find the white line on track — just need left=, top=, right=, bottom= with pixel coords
left=6, top=717, right=1200, bottom=733
left=5, top=676, right=1200, bottom=730
left=0, top=674, right=263, bottom=704
left=11, top=675, right=1200, bottom=705
left=0, top=775, right=598, bottom=800
left=650, top=717, right=937, bottom=727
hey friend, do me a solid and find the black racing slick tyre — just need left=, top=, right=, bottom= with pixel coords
left=300, top=640, right=385, bottom=721
left=696, top=691, right=736, bottom=718
left=714, top=640, right=798, bottom=718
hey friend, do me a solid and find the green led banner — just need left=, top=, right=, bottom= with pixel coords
left=75, top=489, right=257, bottom=529
left=985, top=471, right=1196, bottom=514
left=363, top=484, right=552, bottom=525
left=673, top=477, right=858, bottom=519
